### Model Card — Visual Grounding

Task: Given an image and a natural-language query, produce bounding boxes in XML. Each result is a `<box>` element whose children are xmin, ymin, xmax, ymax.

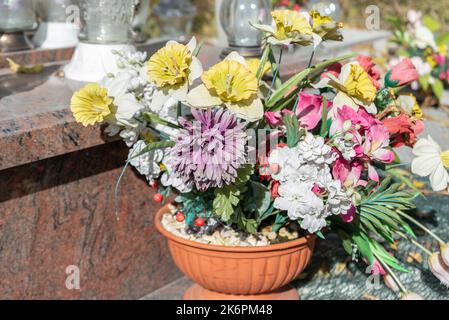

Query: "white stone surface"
<box><xmin>33</xmin><ymin>22</ymin><xmax>79</xmax><ymax>49</ymax></box>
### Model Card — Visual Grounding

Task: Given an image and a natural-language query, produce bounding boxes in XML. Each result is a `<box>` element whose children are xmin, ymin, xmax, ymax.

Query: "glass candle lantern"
<box><xmin>306</xmin><ymin>0</ymin><xmax>342</xmax><ymax>21</ymax></box>
<box><xmin>33</xmin><ymin>0</ymin><xmax>79</xmax><ymax>48</ymax></box>
<box><xmin>36</xmin><ymin>0</ymin><xmax>73</xmax><ymax>23</ymax></box>
<box><xmin>0</xmin><ymin>0</ymin><xmax>36</xmax><ymax>52</ymax></box>
<box><xmin>153</xmin><ymin>0</ymin><xmax>197</xmax><ymax>41</ymax></box>
<box><xmin>219</xmin><ymin>0</ymin><xmax>271</xmax><ymax>58</ymax></box>
<box><xmin>77</xmin><ymin>0</ymin><xmax>139</xmax><ymax>44</ymax></box>
<box><xmin>0</xmin><ymin>0</ymin><xmax>36</xmax><ymax>32</ymax></box>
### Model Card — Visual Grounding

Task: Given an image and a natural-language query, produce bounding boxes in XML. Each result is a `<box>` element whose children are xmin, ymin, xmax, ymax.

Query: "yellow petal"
<box><xmin>202</xmin><ymin>60</ymin><xmax>258</xmax><ymax>103</ymax></box>
<box><xmin>70</xmin><ymin>83</ymin><xmax>113</xmax><ymax>127</ymax></box>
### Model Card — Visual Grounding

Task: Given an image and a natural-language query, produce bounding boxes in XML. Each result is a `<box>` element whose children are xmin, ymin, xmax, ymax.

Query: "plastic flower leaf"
<box><xmin>411</xmin><ymin>135</ymin><xmax>449</xmax><ymax>192</ymax></box>
<box><xmin>187</xmin><ymin>52</ymin><xmax>263</xmax><ymax>121</ymax></box>
<box><xmin>310</xmin><ymin>10</ymin><xmax>343</xmax><ymax>42</ymax></box>
<box><xmin>71</xmin><ymin>83</ymin><xmax>113</xmax><ymax>127</ymax></box>
<box><xmin>327</xmin><ymin>62</ymin><xmax>377</xmax><ymax>117</ymax></box>
<box><xmin>251</xmin><ymin>10</ymin><xmax>313</xmax><ymax>46</ymax></box>
<box><xmin>146</xmin><ymin>37</ymin><xmax>203</xmax><ymax>108</ymax></box>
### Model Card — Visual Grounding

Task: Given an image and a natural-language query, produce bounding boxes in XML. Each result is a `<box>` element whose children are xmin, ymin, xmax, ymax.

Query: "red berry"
<box><xmin>175</xmin><ymin>212</ymin><xmax>185</xmax><ymax>222</ymax></box>
<box><xmin>150</xmin><ymin>181</ymin><xmax>158</xmax><ymax>189</ymax></box>
<box><xmin>195</xmin><ymin>217</ymin><xmax>205</xmax><ymax>227</ymax></box>
<box><xmin>152</xmin><ymin>193</ymin><xmax>163</xmax><ymax>203</ymax></box>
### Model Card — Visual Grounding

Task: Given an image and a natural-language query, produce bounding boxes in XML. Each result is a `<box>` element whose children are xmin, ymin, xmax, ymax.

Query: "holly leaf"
<box><xmin>213</xmin><ymin>185</ymin><xmax>240</xmax><ymax>222</ymax></box>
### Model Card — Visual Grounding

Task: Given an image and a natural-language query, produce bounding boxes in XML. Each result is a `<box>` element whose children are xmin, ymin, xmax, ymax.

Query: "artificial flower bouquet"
<box><xmin>387</xmin><ymin>10</ymin><xmax>449</xmax><ymax>108</ymax></box>
<box><xmin>70</xmin><ymin>9</ymin><xmax>449</xmax><ymax>299</ymax></box>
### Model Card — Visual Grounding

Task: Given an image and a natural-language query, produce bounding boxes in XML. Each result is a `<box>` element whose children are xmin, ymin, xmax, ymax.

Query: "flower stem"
<box><xmin>397</xmin><ymin>210</ymin><xmax>446</xmax><ymax>246</ymax></box>
<box><xmin>397</xmin><ymin>231</ymin><xmax>433</xmax><ymax>256</ymax></box>
<box><xmin>373</xmin><ymin>252</ymin><xmax>408</xmax><ymax>295</ymax></box>
<box><xmin>307</xmin><ymin>49</ymin><xmax>316</xmax><ymax>68</ymax></box>
<box><xmin>269</xmin><ymin>47</ymin><xmax>284</xmax><ymax>96</ymax></box>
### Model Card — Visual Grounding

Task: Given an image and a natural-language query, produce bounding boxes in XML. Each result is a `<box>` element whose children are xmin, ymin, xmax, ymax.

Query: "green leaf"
<box><xmin>213</xmin><ymin>185</ymin><xmax>240</xmax><ymax>222</ymax></box>
<box><xmin>283</xmin><ymin>113</ymin><xmax>301</xmax><ymax>147</ymax></box>
<box><xmin>192</xmin><ymin>41</ymin><xmax>204</xmax><ymax>57</ymax></box>
<box><xmin>352</xmin><ymin>232</ymin><xmax>374</xmax><ymax>265</ymax></box>
<box><xmin>423</xmin><ymin>15</ymin><xmax>441</xmax><ymax>32</ymax></box>
<box><xmin>319</xmin><ymin>96</ymin><xmax>329</xmax><ymax>137</ymax></box>
<box><xmin>266</xmin><ymin>53</ymin><xmax>355</xmax><ymax>108</ymax></box>
<box><xmin>337</xmin><ymin>229</ymin><xmax>353</xmax><ymax>256</ymax></box>
<box><xmin>142</xmin><ymin>112</ymin><xmax>180</xmax><ymax>129</ymax></box>
<box><xmin>235</xmin><ymin>165</ymin><xmax>254</xmax><ymax>185</ymax></box>
<box><xmin>436</xmin><ymin>32</ymin><xmax>449</xmax><ymax>46</ymax></box>
<box><xmin>256</xmin><ymin>45</ymin><xmax>271</xmax><ymax>81</ymax></box>
<box><xmin>419</xmin><ymin>75</ymin><xmax>429</xmax><ymax>91</ymax></box>
<box><xmin>248</xmin><ymin>181</ymin><xmax>272</xmax><ymax>217</ymax></box>
<box><xmin>432</xmin><ymin>79</ymin><xmax>444</xmax><ymax>99</ymax></box>
<box><xmin>127</xmin><ymin>140</ymin><xmax>175</xmax><ymax>161</ymax></box>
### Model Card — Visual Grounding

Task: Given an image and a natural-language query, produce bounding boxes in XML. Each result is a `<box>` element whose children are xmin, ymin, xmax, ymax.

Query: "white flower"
<box><xmin>269</xmin><ymin>133</ymin><xmax>352</xmax><ymax>233</ymax></box>
<box><xmin>274</xmin><ymin>181</ymin><xmax>327</xmax><ymax>233</ymax></box>
<box><xmin>128</xmin><ymin>140</ymin><xmax>164</xmax><ymax>182</ymax></box>
<box><xmin>268</xmin><ymin>147</ymin><xmax>301</xmax><ymax>182</ymax></box>
<box><xmin>410</xmin><ymin>56</ymin><xmax>431</xmax><ymax>76</ymax></box>
<box><xmin>412</xmin><ymin>136</ymin><xmax>449</xmax><ymax>192</ymax></box>
<box><xmin>296</xmin><ymin>133</ymin><xmax>336</xmax><ymax>164</ymax></box>
<box><xmin>101</xmin><ymin>71</ymin><xmax>143</xmax><ymax>127</ymax></box>
<box><xmin>413</xmin><ymin>26</ymin><xmax>437</xmax><ymax>50</ymax></box>
<box><xmin>160</xmin><ymin>153</ymin><xmax>193</xmax><ymax>193</ymax></box>
<box><xmin>333</xmin><ymin>135</ymin><xmax>356</xmax><ymax>161</ymax></box>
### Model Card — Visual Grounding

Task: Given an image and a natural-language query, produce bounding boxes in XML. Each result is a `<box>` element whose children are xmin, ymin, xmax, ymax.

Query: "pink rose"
<box><xmin>386</xmin><ymin>58</ymin><xmax>419</xmax><ymax>87</ymax></box>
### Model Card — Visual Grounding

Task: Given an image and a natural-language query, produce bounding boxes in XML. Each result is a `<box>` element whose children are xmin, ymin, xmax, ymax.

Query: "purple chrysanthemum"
<box><xmin>168</xmin><ymin>108</ymin><xmax>248</xmax><ymax>191</ymax></box>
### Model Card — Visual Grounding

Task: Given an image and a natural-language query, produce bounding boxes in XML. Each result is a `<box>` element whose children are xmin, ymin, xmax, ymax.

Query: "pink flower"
<box><xmin>435</xmin><ymin>54</ymin><xmax>445</xmax><ymax>65</ymax></box>
<box><xmin>264</xmin><ymin>111</ymin><xmax>283</xmax><ymax>127</ymax></box>
<box><xmin>264</xmin><ymin>93</ymin><xmax>330</xmax><ymax>130</ymax></box>
<box><xmin>363</xmin><ymin>124</ymin><xmax>395</xmax><ymax>163</ymax></box>
<box><xmin>320</xmin><ymin>62</ymin><xmax>342</xmax><ymax>79</ymax></box>
<box><xmin>332</xmin><ymin>157</ymin><xmax>366</xmax><ymax>188</ymax></box>
<box><xmin>340</xmin><ymin>205</ymin><xmax>356</xmax><ymax>223</ymax></box>
<box><xmin>295</xmin><ymin>92</ymin><xmax>328</xmax><ymax>130</ymax></box>
<box><xmin>356</xmin><ymin>55</ymin><xmax>381</xmax><ymax>89</ymax></box>
<box><xmin>330</xmin><ymin>105</ymin><xmax>379</xmax><ymax>136</ymax></box>
<box><xmin>382</xmin><ymin>114</ymin><xmax>424</xmax><ymax>148</ymax></box>
<box><xmin>371</xmin><ymin>259</ymin><xmax>386</xmax><ymax>276</ymax></box>
<box><xmin>386</xmin><ymin>58</ymin><xmax>419</xmax><ymax>87</ymax></box>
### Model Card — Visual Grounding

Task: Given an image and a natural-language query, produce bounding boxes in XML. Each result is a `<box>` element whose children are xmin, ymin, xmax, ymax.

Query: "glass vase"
<box><xmin>219</xmin><ymin>0</ymin><xmax>271</xmax><ymax>57</ymax></box>
<box><xmin>76</xmin><ymin>0</ymin><xmax>138</xmax><ymax>44</ymax></box>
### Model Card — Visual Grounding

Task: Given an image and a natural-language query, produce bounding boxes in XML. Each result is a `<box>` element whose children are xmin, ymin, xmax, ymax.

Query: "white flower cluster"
<box><xmin>128</xmin><ymin>141</ymin><xmax>192</xmax><ymax>192</ymax></box>
<box><xmin>269</xmin><ymin>133</ymin><xmax>352</xmax><ymax>233</ymax></box>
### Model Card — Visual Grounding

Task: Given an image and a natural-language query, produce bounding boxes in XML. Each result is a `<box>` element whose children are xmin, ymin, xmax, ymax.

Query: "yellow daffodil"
<box><xmin>309</xmin><ymin>10</ymin><xmax>343</xmax><ymax>42</ymax></box>
<box><xmin>71</xmin><ymin>72</ymin><xmax>143</xmax><ymax>127</ymax></box>
<box><xmin>316</xmin><ymin>62</ymin><xmax>377</xmax><ymax>118</ymax></box>
<box><xmin>146</xmin><ymin>37</ymin><xmax>203</xmax><ymax>109</ymax></box>
<box><xmin>396</xmin><ymin>94</ymin><xmax>423</xmax><ymax>120</ymax></box>
<box><xmin>251</xmin><ymin>10</ymin><xmax>313</xmax><ymax>46</ymax></box>
<box><xmin>71</xmin><ymin>83</ymin><xmax>113</xmax><ymax>126</ymax></box>
<box><xmin>246</xmin><ymin>58</ymin><xmax>271</xmax><ymax>76</ymax></box>
<box><xmin>187</xmin><ymin>52</ymin><xmax>264</xmax><ymax>121</ymax></box>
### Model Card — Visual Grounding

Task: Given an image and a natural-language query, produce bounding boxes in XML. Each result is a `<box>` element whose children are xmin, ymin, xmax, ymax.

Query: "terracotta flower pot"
<box><xmin>155</xmin><ymin>205</ymin><xmax>316</xmax><ymax>300</ymax></box>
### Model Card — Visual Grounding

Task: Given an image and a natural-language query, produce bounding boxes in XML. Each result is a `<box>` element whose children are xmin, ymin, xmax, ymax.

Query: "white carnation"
<box><xmin>128</xmin><ymin>140</ymin><xmax>164</xmax><ymax>182</ymax></box>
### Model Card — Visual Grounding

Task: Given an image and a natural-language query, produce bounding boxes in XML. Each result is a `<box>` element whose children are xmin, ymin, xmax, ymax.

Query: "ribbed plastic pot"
<box><xmin>155</xmin><ymin>205</ymin><xmax>316</xmax><ymax>300</ymax></box>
